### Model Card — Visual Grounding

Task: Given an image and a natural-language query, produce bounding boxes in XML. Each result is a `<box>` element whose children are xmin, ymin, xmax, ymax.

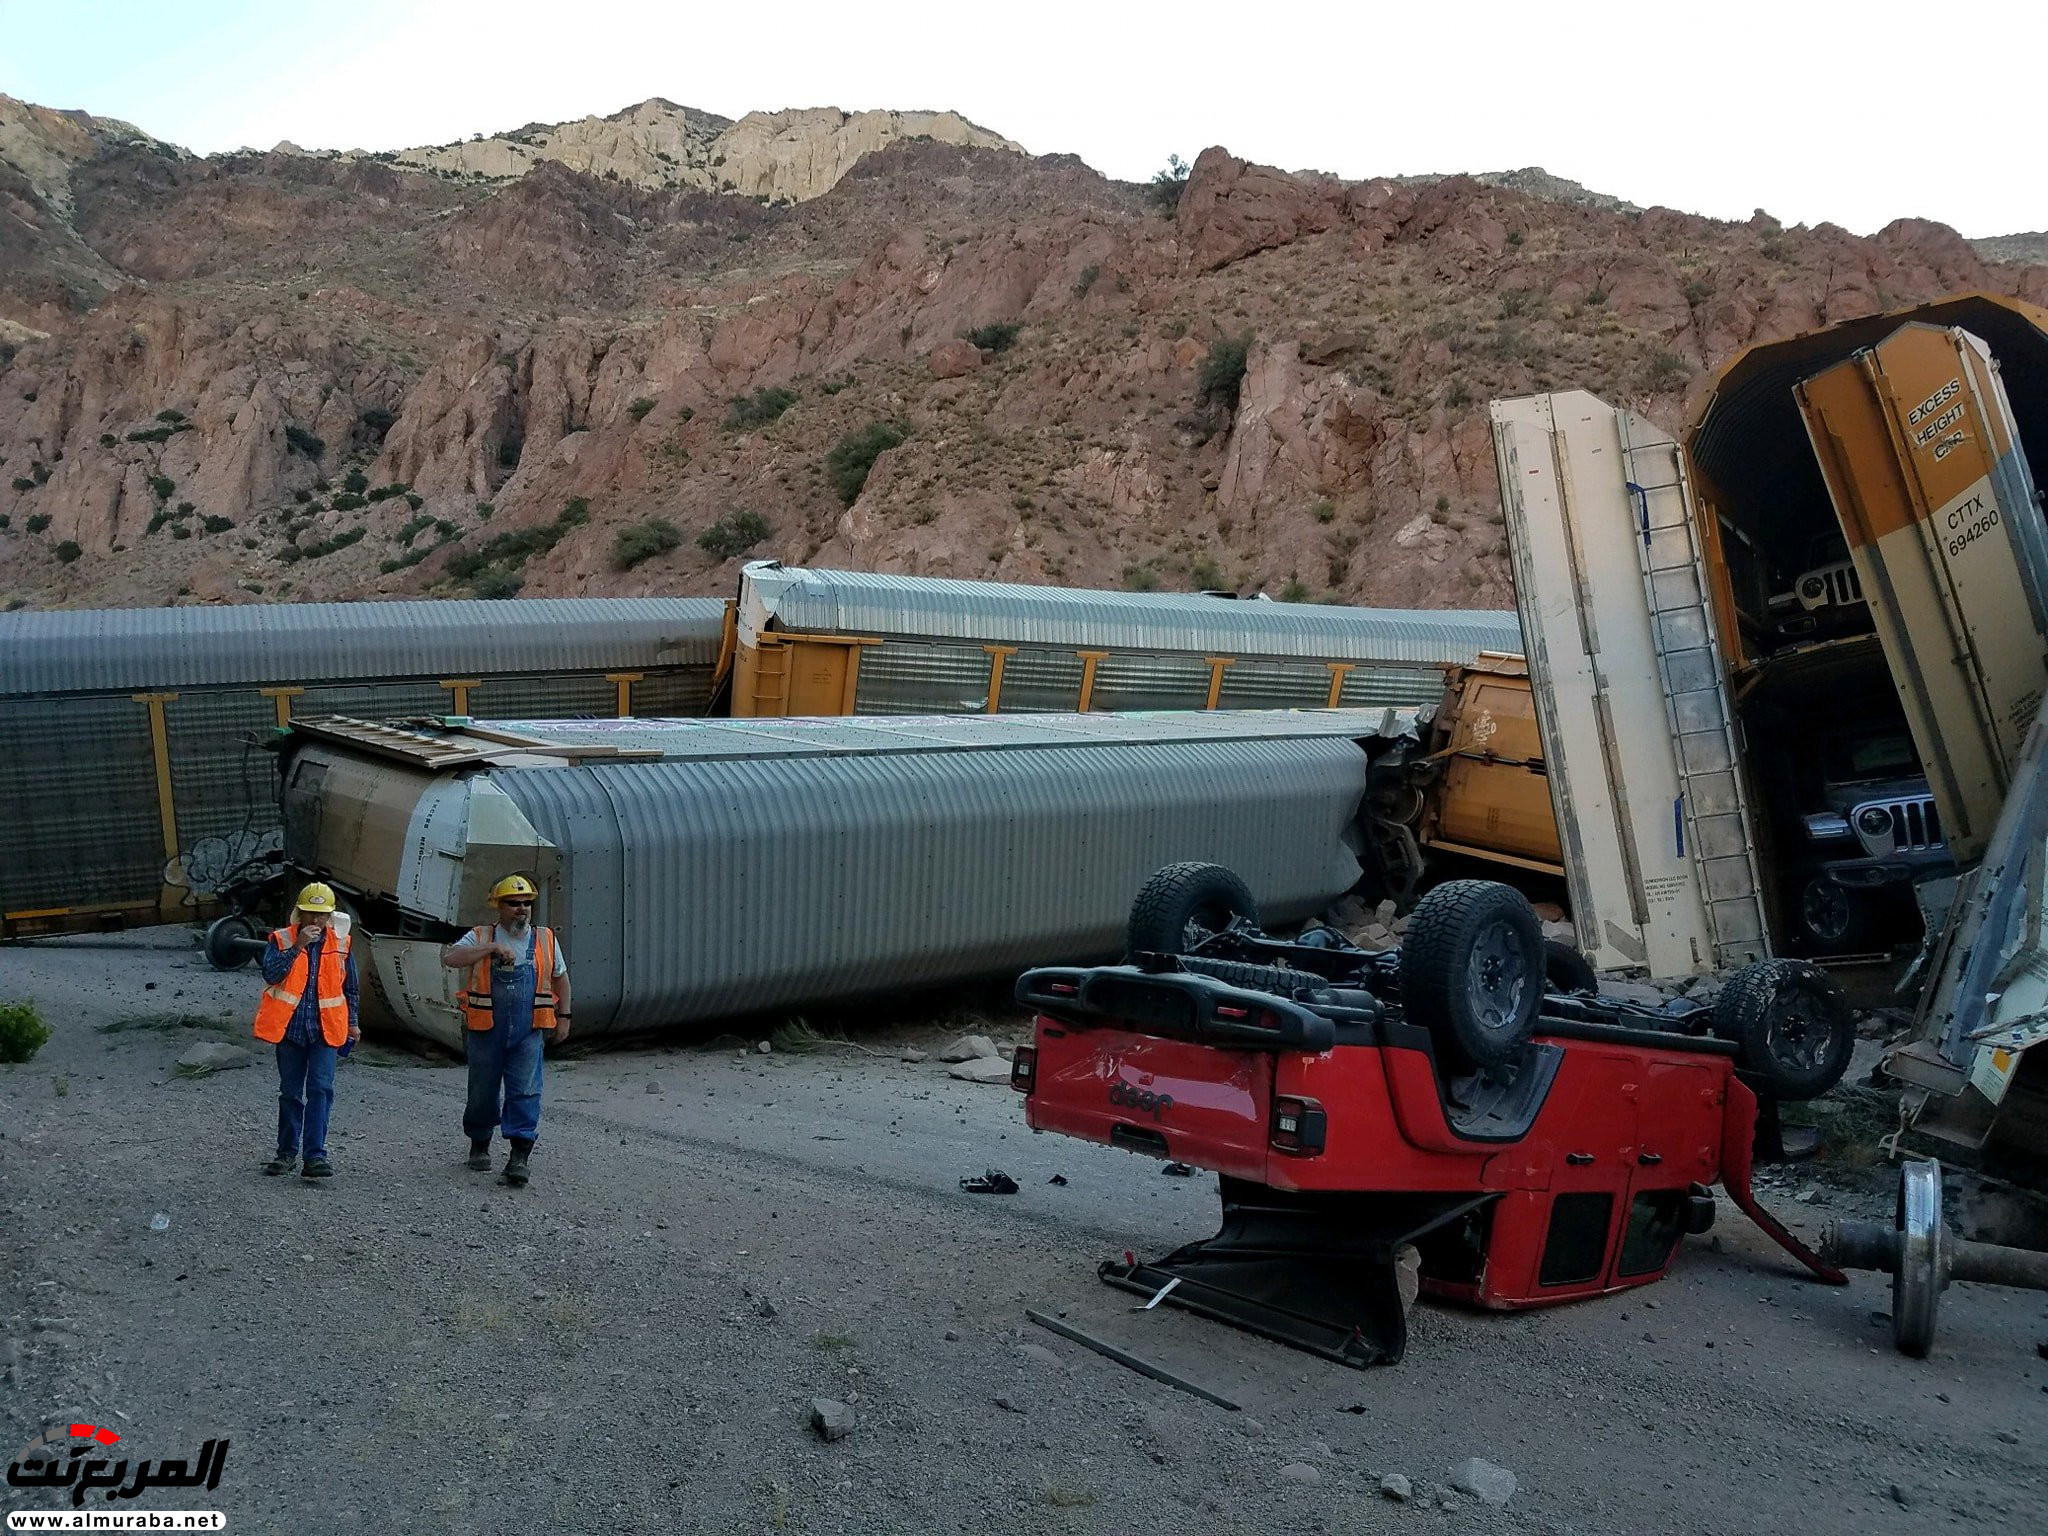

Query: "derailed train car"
<box><xmin>272</xmin><ymin>709</ymin><xmax>1414</xmax><ymax>1048</ymax></box>
<box><xmin>731</xmin><ymin>561</ymin><xmax>1521</xmax><ymax>717</ymax></box>
<box><xmin>0</xmin><ymin>599</ymin><xmax>726</xmax><ymax>937</ymax></box>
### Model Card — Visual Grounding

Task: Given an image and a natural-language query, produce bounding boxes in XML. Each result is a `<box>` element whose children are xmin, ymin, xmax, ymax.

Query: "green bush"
<box><xmin>300</xmin><ymin>527</ymin><xmax>366</xmax><ymax>559</ymax></box>
<box><xmin>560</xmin><ymin>497</ymin><xmax>591</xmax><ymax>526</ymax></box>
<box><xmin>202</xmin><ymin>515</ymin><xmax>234</xmax><ymax>533</ymax></box>
<box><xmin>293</xmin><ymin>488</ymin><xmax>313</xmax><ymax>504</ymax></box>
<box><xmin>343</xmin><ymin>468</ymin><xmax>369</xmax><ymax>494</ymax></box>
<box><xmin>1147</xmin><ymin>153</ymin><xmax>1191</xmax><ymax>213</ymax></box>
<box><xmin>364</xmin><ymin>483</ymin><xmax>410</xmax><ymax>503</ymax></box>
<box><xmin>472</xmin><ymin>570</ymin><xmax>523</xmax><ymax>600</ymax></box>
<box><xmin>54</xmin><ymin>541</ymin><xmax>81</xmax><ymax>563</ymax></box>
<box><xmin>156</xmin><ymin>408</ymin><xmax>186</xmax><ymax>424</ymax></box>
<box><xmin>677</xmin><ymin>407</ymin><xmax>694</xmax><ymax>423</ymax></box>
<box><xmin>1073</xmin><ymin>264</ymin><xmax>1101</xmax><ymax>297</ymax></box>
<box><xmin>148</xmin><ymin>475</ymin><xmax>175</xmax><ymax>501</ymax></box>
<box><xmin>25</xmin><ymin>513</ymin><xmax>51</xmax><ymax>533</ymax></box>
<box><xmin>396</xmin><ymin>513</ymin><xmax>435</xmax><ymax>545</ymax></box>
<box><xmin>697</xmin><ymin>510</ymin><xmax>770</xmax><ymax>562</ymax></box>
<box><xmin>1197</xmin><ymin>332</ymin><xmax>1253</xmax><ymax>413</ymax></box>
<box><xmin>825</xmin><ymin>421</ymin><xmax>906</xmax><ymax>505</ymax></box>
<box><xmin>379</xmin><ymin>546</ymin><xmax>430</xmax><ymax>574</ymax></box>
<box><xmin>99</xmin><ymin>433</ymin><xmax>117</xmax><ymax>447</ymax></box>
<box><xmin>170</xmin><ymin>525</ymin><xmax>190</xmax><ymax>540</ymax></box>
<box><xmin>127</xmin><ymin>425</ymin><xmax>174</xmax><ymax>443</ymax></box>
<box><xmin>627</xmin><ymin>396</ymin><xmax>656</xmax><ymax>421</ymax></box>
<box><xmin>284</xmin><ymin>425</ymin><xmax>324</xmax><ymax>458</ymax></box>
<box><xmin>1645</xmin><ymin>350</ymin><xmax>1690</xmax><ymax>390</ymax></box>
<box><xmin>965</xmin><ymin>321</ymin><xmax>1020</xmax><ymax>353</ymax></box>
<box><xmin>614</xmin><ymin>519</ymin><xmax>683</xmax><ymax>570</ymax></box>
<box><xmin>1312</xmin><ymin>501</ymin><xmax>1336</xmax><ymax>524</ymax></box>
<box><xmin>1281</xmin><ymin>578</ymin><xmax>1310</xmax><ymax>602</ymax></box>
<box><xmin>0</xmin><ymin>1000</ymin><xmax>51</xmax><ymax>1063</ymax></box>
<box><xmin>404</xmin><ymin>492</ymin><xmax>423</xmax><ymax>511</ymax></box>
<box><xmin>444</xmin><ymin>502</ymin><xmax>587</xmax><ymax>594</ymax></box>
<box><xmin>727</xmin><ymin>386</ymin><xmax>799</xmax><ymax>429</ymax></box>
<box><xmin>11</xmin><ymin>477</ymin><xmax>34</xmax><ymax>494</ymax></box>
<box><xmin>1123</xmin><ymin>562</ymin><xmax>1160</xmax><ymax>592</ymax></box>
<box><xmin>330</xmin><ymin>492</ymin><xmax>366</xmax><ymax>511</ymax></box>
<box><xmin>359</xmin><ymin>406</ymin><xmax>396</xmax><ymax>436</ymax></box>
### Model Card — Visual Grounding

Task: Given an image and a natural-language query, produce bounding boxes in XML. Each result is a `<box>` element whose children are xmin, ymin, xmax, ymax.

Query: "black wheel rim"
<box><xmin>1465</xmin><ymin>917</ymin><xmax>1529</xmax><ymax>1033</ymax></box>
<box><xmin>1765</xmin><ymin>986</ymin><xmax>1836</xmax><ymax>1075</ymax></box>
<box><xmin>1802</xmin><ymin>881</ymin><xmax>1850</xmax><ymax>943</ymax></box>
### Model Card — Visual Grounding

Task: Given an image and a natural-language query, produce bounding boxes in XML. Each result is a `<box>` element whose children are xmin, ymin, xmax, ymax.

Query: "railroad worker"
<box><xmin>439</xmin><ymin>874</ymin><xmax>570</xmax><ymax>1188</ymax></box>
<box><xmin>252</xmin><ymin>881</ymin><xmax>360</xmax><ymax>1180</ymax></box>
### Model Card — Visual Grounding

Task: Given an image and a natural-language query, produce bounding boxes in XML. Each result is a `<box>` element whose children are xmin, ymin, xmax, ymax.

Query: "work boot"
<box><xmin>502</xmin><ymin>1141</ymin><xmax>532</xmax><ymax>1188</ymax></box>
<box><xmin>263</xmin><ymin>1154</ymin><xmax>295</xmax><ymax>1176</ymax></box>
<box><xmin>301</xmin><ymin>1156</ymin><xmax>333</xmax><ymax>1180</ymax></box>
<box><xmin>466</xmin><ymin>1140</ymin><xmax>492</xmax><ymax>1172</ymax></box>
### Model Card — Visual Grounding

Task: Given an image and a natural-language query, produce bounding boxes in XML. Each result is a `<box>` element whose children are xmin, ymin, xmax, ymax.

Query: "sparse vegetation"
<box><xmin>825</xmin><ymin>422</ymin><xmax>906</xmax><ymax>505</ymax></box>
<box><xmin>964</xmin><ymin>321</ymin><xmax>1020</xmax><ymax>353</ymax></box>
<box><xmin>1147</xmin><ymin>153</ymin><xmax>1191</xmax><ymax>213</ymax></box>
<box><xmin>0</xmin><ymin>1000</ymin><xmax>52</xmax><ymax>1063</ymax></box>
<box><xmin>26</xmin><ymin>513</ymin><xmax>51</xmax><ymax>533</ymax></box>
<box><xmin>54</xmin><ymin>541</ymin><xmax>81</xmax><ymax>563</ymax></box>
<box><xmin>148</xmin><ymin>475</ymin><xmax>175</xmax><ymax>501</ymax></box>
<box><xmin>1073</xmin><ymin>263</ymin><xmax>1101</xmax><ymax>297</ymax></box>
<box><xmin>330</xmin><ymin>492</ymin><xmax>366</xmax><ymax>512</ymax></box>
<box><xmin>155</xmin><ymin>408</ymin><xmax>186</xmax><ymax>424</ymax></box>
<box><xmin>359</xmin><ymin>406</ymin><xmax>396</xmax><ymax>436</ymax></box>
<box><xmin>284</xmin><ymin>425</ymin><xmax>324</xmax><ymax>458</ymax></box>
<box><xmin>1123</xmin><ymin>562</ymin><xmax>1160</xmax><ymax>592</ymax></box>
<box><xmin>1646</xmin><ymin>349</ymin><xmax>1690</xmax><ymax>390</ymax></box>
<box><xmin>9</xmin><ymin>477</ymin><xmax>32</xmax><ymax>494</ymax></box>
<box><xmin>443</xmin><ymin>501</ymin><xmax>589</xmax><ymax>595</ymax></box>
<box><xmin>397</xmin><ymin>514</ymin><xmax>435</xmax><ymax>544</ymax></box>
<box><xmin>1197</xmin><ymin>332</ymin><xmax>1254</xmax><ymax>414</ymax></box>
<box><xmin>300</xmin><ymin>527</ymin><xmax>366</xmax><ymax>559</ymax></box>
<box><xmin>342</xmin><ymin>468</ymin><xmax>369</xmax><ymax>494</ymax></box>
<box><xmin>627</xmin><ymin>396</ymin><xmax>656</xmax><ymax>421</ymax></box>
<box><xmin>614</xmin><ymin>519</ymin><xmax>683</xmax><ymax>570</ymax></box>
<box><xmin>1312</xmin><ymin>500</ymin><xmax>1336</xmax><ymax>524</ymax></box>
<box><xmin>698</xmin><ymin>509</ymin><xmax>771</xmax><ymax>562</ymax></box>
<box><xmin>726</xmin><ymin>386</ymin><xmax>799</xmax><ymax>429</ymax></box>
<box><xmin>202</xmin><ymin>515</ymin><xmax>234</xmax><ymax>533</ymax></box>
<box><xmin>1281</xmin><ymin>577</ymin><xmax>1310</xmax><ymax>602</ymax></box>
<box><xmin>364</xmin><ymin>483</ymin><xmax>411</xmax><ymax>503</ymax></box>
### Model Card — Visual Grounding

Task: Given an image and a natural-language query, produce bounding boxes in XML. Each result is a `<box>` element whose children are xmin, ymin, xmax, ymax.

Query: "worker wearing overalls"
<box><xmin>438</xmin><ymin>874</ymin><xmax>571</xmax><ymax>1187</ymax></box>
<box><xmin>252</xmin><ymin>882</ymin><xmax>361</xmax><ymax>1180</ymax></box>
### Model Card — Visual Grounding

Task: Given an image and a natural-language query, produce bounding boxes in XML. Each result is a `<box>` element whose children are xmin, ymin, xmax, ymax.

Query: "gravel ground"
<box><xmin>3</xmin><ymin>931</ymin><xmax>2046</xmax><ymax>1536</ymax></box>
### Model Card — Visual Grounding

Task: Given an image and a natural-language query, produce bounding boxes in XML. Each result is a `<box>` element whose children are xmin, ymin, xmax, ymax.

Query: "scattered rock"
<box><xmin>938</xmin><ymin>1034</ymin><xmax>999</xmax><ymax>1063</ymax></box>
<box><xmin>176</xmin><ymin>1041</ymin><xmax>254</xmax><ymax>1072</ymax></box>
<box><xmin>943</xmin><ymin>1329</ymin><xmax>960</xmax><ymax>1343</ymax></box>
<box><xmin>1374</xmin><ymin>899</ymin><xmax>1398</xmax><ymax>928</ymax></box>
<box><xmin>809</xmin><ymin>1398</ymin><xmax>856</xmax><ymax>1441</ymax></box>
<box><xmin>926</xmin><ymin>338</ymin><xmax>985</xmax><ymax>378</ymax></box>
<box><xmin>1450</xmin><ymin>1457</ymin><xmax>1517</xmax><ymax>1506</ymax></box>
<box><xmin>645</xmin><ymin>1080</ymin><xmax>661</xmax><ymax>1093</ymax></box>
<box><xmin>755</xmin><ymin>1040</ymin><xmax>773</xmax><ymax>1055</ymax></box>
<box><xmin>1888</xmin><ymin>1483</ymin><xmax>1911</xmax><ymax>1507</ymax></box>
<box><xmin>1379</xmin><ymin>1473</ymin><xmax>1413</xmax><ymax>1502</ymax></box>
<box><xmin>899</xmin><ymin>1048</ymin><xmax>929</xmax><ymax>1064</ymax></box>
<box><xmin>1277</xmin><ymin>1462</ymin><xmax>1322</xmax><ymax>1486</ymax></box>
<box><xmin>1017</xmin><ymin>1343</ymin><xmax>1062</xmax><ymax>1369</ymax></box>
<box><xmin>756</xmin><ymin>1298</ymin><xmax>777</xmax><ymax>1319</ymax></box>
<box><xmin>947</xmin><ymin>1056</ymin><xmax>1013</xmax><ymax>1084</ymax></box>
<box><xmin>995</xmin><ymin>1395</ymin><xmax>1026</xmax><ymax>1414</ymax></box>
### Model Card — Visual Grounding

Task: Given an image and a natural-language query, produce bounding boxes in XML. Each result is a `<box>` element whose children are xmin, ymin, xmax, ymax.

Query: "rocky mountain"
<box><xmin>1971</xmin><ymin>231</ymin><xmax>2048</xmax><ymax>267</ymax></box>
<box><xmin>292</xmin><ymin>99</ymin><xmax>1021</xmax><ymax>206</ymax></box>
<box><xmin>2</xmin><ymin>94</ymin><xmax>2044</xmax><ymax>615</ymax></box>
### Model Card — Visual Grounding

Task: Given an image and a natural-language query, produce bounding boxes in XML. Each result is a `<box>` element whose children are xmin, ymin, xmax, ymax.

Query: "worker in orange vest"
<box><xmin>253</xmin><ymin>882</ymin><xmax>360</xmax><ymax>1179</ymax></box>
<box><xmin>439</xmin><ymin>873</ymin><xmax>571</xmax><ymax>1188</ymax></box>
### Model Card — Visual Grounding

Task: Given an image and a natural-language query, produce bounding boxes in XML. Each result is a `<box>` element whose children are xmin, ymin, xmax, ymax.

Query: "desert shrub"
<box><xmin>444</xmin><ymin>502</ymin><xmax>586</xmax><ymax>594</ymax></box>
<box><xmin>10</xmin><ymin>477</ymin><xmax>33</xmax><ymax>493</ymax></box>
<box><xmin>1197</xmin><ymin>332</ymin><xmax>1253</xmax><ymax>413</ymax></box>
<box><xmin>697</xmin><ymin>510</ymin><xmax>770</xmax><ymax>562</ymax></box>
<box><xmin>627</xmin><ymin>396</ymin><xmax>656</xmax><ymax>421</ymax></box>
<box><xmin>677</xmin><ymin>407</ymin><xmax>694</xmax><ymax>422</ymax></box>
<box><xmin>99</xmin><ymin>433</ymin><xmax>117</xmax><ymax>447</ymax></box>
<box><xmin>1646</xmin><ymin>350</ymin><xmax>1690</xmax><ymax>390</ymax></box>
<box><xmin>128</xmin><ymin>425</ymin><xmax>173</xmax><ymax>443</ymax></box>
<box><xmin>1189</xmin><ymin>555</ymin><xmax>1224</xmax><ymax>589</ymax></box>
<box><xmin>330</xmin><ymin>492</ymin><xmax>366</xmax><ymax>512</ymax></box>
<box><xmin>1281</xmin><ymin>578</ymin><xmax>1310</xmax><ymax>602</ymax></box>
<box><xmin>727</xmin><ymin>386</ymin><xmax>799</xmax><ymax>429</ymax></box>
<box><xmin>498</xmin><ymin>432</ymin><xmax>524</xmax><ymax>468</ymax></box>
<box><xmin>1506</xmin><ymin>229</ymin><xmax>1524</xmax><ymax>247</ymax></box>
<box><xmin>30</xmin><ymin>462</ymin><xmax>49</xmax><ymax>485</ymax></box>
<box><xmin>1123</xmin><ymin>563</ymin><xmax>1160</xmax><ymax>592</ymax></box>
<box><xmin>0</xmin><ymin>1000</ymin><xmax>51</xmax><ymax>1063</ymax></box>
<box><xmin>26</xmin><ymin>513</ymin><xmax>51</xmax><ymax>533</ymax></box>
<box><xmin>54</xmin><ymin>541</ymin><xmax>81</xmax><ymax>563</ymax></box>
<box><xmin>1682</xmin><ymin>278</ymin><xmax>1714</xmax><ymax>306</ymax></box>
<box><xmin>155</xmin><ymin>408</ymin><xmax>186</xmax><ymax>424</ymax></box>
<box><xmin>560</xmin><ymin>497</ymin><xmax>591</xmax><ymax>526</ymax></box>
<box><xmin>614</xmin><ymin>519</ymin><xmax>683</xmax><ymax>570</ymax></box>
<box><xmin>284</xmin><ymin>425</ymin><xmax>324</xmax><ymax>458</ymax></box>
<box><xmin>365</xmin><ymin>483</ymin><xmax>410</xmax><ymax>503</ymax></box>
<box><xmin>397</xmin><ymin>514</ymin><xmax>435</xmax><ymax>544</ymax></box>
<box><xmin>1073</xmin><ymin>264</ymin><xmax>1100</xmax><ymax>297</ymax></box>
<box><xmin>965</xmin><ymin>321</ymin><xmax>1020</xmax><ymax>353</ymax></box>
<box><xmin>342</xmin><ymin>468</ymin><xmax>369</xmax><ymax>494</ymax></box>
<box><xmin>825</xmin><ymin>422</ymin><xmax>906</xmax><ymax>505</ymax></box>
<box><xmin>293</xmin><ymin>488</ymin><xmax>313</xmax><ymax>504</ymax></box>
<box><xmin>1585</xmin><ymin>287</ymin><xmax>1608</xmax><ymax>306</ymax></box>
<box><xmin>1444</xmin><ymin>381</ymin><xmax>1472</xmax><ymax>408</ymax></box>
<box><xmin>0</xmin><ymin>514</ymin><xmax>9</xmax><ymax>529</ymax></box>
<box><xmin>202</xmin><ymin>515</ymin><xmax>234</xmax><ymax>533</ymax></box>
<box><xmin>471</xmin><ymin>570</ymin><xmax>523</xmax><ymax>599</ymax></box>
<box><xmin>1147</xmin><ymin>154</ymin><xmax>1191</xmax><ymax>213</ymax></box>
<box><xmin>299</xmin><ymin>528</ymin><xmax>366</xmax><ymax>559</ymax></box>
<box><xmin>359</xmin><ymin>406</ymin><xmax>396</xmax><ymax>436</ymax></box>
<box><xmin>148</xmin><ymin>475</ymin><xmax>175</xmax><ymax>501</ymax></box>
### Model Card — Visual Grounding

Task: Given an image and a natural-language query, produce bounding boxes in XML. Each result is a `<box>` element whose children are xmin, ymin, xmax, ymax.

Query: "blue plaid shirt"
<box><xmin>260</xmin><ymin>932</ymin><xmax>360</xmax><ymax>1046</ymax></box>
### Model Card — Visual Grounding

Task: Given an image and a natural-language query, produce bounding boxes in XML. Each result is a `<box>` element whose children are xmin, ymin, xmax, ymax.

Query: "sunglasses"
<box><xmin>500</xmin><ymin>898</ymin><xmax>534</xmax><ymax>908</ymax></box>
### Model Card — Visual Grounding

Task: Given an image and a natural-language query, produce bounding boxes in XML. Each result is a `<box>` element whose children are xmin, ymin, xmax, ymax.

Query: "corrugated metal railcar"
<box><xmin>731</xmin><ymin>562</ymin><xmax>1522</xmax><ymax>718</ymax></box>
<box><xmin>0</xmin><ymin>599</ymin><xmax>727</xmax><ymax>937</ymax></box>
<box><xmin>276</xmin><ymin>709</ymin><xmax>1414</xmax><ymax>1048</ymax></box>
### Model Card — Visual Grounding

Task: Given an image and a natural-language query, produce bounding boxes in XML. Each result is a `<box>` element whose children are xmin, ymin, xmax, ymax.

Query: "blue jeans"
<box><xmin>275</xmin><ymin>1039</ymin><xmax>339</xmax><ymax>1159</ymax></box>
<box><xmin>464</xmin><ymin>1014</ymin><xmax>544</xmax><ymax>1145</ymax></box>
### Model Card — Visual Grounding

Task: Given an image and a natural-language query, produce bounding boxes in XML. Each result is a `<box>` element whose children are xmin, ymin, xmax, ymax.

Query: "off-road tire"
<box><xmin>1126</xmin><ymin>862</ymin><xmax>1259</xmax><ymax>957</ymax></box>
<box><xmin>1543</xmin><ymin>938</ymin><xmax>1599</xmax><ymax>996</ymax></box>
<box><xmin>1712</xmin><ymin>958</ymin><xmax>1854</xmax><ymax>1100</ymax></box>
<box><xmin>1401</xmin><ymin>880</ymin><xmax>1543</xmax><ymax>1069</ymax></box>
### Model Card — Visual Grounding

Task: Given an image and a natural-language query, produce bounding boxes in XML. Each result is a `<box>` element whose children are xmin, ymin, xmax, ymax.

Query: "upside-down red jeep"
<box><xmin>1013</xmin><ymin>863</ymin><xmax>1856</xmax><ymax>1366</ymax></box>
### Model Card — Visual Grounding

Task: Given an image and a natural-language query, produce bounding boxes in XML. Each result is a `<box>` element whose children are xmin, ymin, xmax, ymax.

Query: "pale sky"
<box><xmin>1</xmin><ymin>0</ymin><xmax>2039</xmax><ymax>238</ymax></box>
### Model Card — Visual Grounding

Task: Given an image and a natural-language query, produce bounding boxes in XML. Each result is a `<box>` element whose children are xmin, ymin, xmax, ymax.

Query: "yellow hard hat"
<box><xmin>295</xmin><ymin>882</ymin><xmax>338</xmax><ymax>914</ymax></box>
<box><xmin>490</xmin><ymin>874</ymin><xmax>538</xmax><ymax>901</ymax></box>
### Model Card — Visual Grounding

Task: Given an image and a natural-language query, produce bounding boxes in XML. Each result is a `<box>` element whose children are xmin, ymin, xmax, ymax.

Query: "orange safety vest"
<box><xmin>461</xmin><ymin>925</ymin><xmax>560</xmax><ymax>1032</ymax></box>
<box><xmin>251</xmin><ymin>926</ymin><xmax>353</xmax><ymax>1047</ymax></box>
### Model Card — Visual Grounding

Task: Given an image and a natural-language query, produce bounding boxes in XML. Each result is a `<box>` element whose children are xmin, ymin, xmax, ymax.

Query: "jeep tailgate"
<box><xmin>1024</xmin><ymin>1020</ymin><xmax>1274</xmax><ymax>1182</ymax></box>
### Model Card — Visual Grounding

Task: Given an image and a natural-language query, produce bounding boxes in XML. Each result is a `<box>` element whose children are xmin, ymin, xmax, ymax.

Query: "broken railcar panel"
<box><xmin>284</xmin><ymin>710</ymin><xmax>1406</xmax><ymax>1044</ymax></box>
<box><xmin>1796</xmin><ymin>323</ymin><xmax>2048</xmax><ymax>864</ymax></box>
<box><xmin>1491</xmin><ymin>392</ymin><xmax>1767</xmax><ymax>977</ymax></box>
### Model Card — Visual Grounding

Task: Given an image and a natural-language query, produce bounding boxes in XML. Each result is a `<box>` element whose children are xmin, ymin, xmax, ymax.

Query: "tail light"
<box><xmin>1010</xmin><ymin>1045</ymin><xmax>1037</xmax><ymax>1094</ymax></box>
<box><xmin>1271</xmin><ymin>1095</ymin><xmax>1327</xmax><ymax>1155</ymax></box>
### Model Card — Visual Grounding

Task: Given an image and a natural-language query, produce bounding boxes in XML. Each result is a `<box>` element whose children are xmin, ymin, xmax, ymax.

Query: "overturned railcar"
<box><xmin>0</xmin><ymin>599</ymin><xmax>727</xmax><ymax>937</ymax></box>
<box><xmin>275</xmin><ymin>710</ymin><xmax>1411</xmax><ymax>1048</ymax></box>
<box><xmin>732</xmin><ymin>562</ymin><xmax>1521</xmax><ymax>717</ymax></box>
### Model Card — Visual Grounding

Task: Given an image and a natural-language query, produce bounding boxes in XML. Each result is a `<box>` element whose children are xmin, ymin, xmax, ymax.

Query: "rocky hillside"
<box><xmin>2</xmin><ymin>94</ymin><xmax>2044</xmax><ymax>614</ymax></box>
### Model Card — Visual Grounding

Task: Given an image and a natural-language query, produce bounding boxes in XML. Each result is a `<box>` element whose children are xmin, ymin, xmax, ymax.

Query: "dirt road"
<box><xmin>3</xmin><ymin>933</ymin><xmax>2045</xmax><ymax>1535</ymax></box>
